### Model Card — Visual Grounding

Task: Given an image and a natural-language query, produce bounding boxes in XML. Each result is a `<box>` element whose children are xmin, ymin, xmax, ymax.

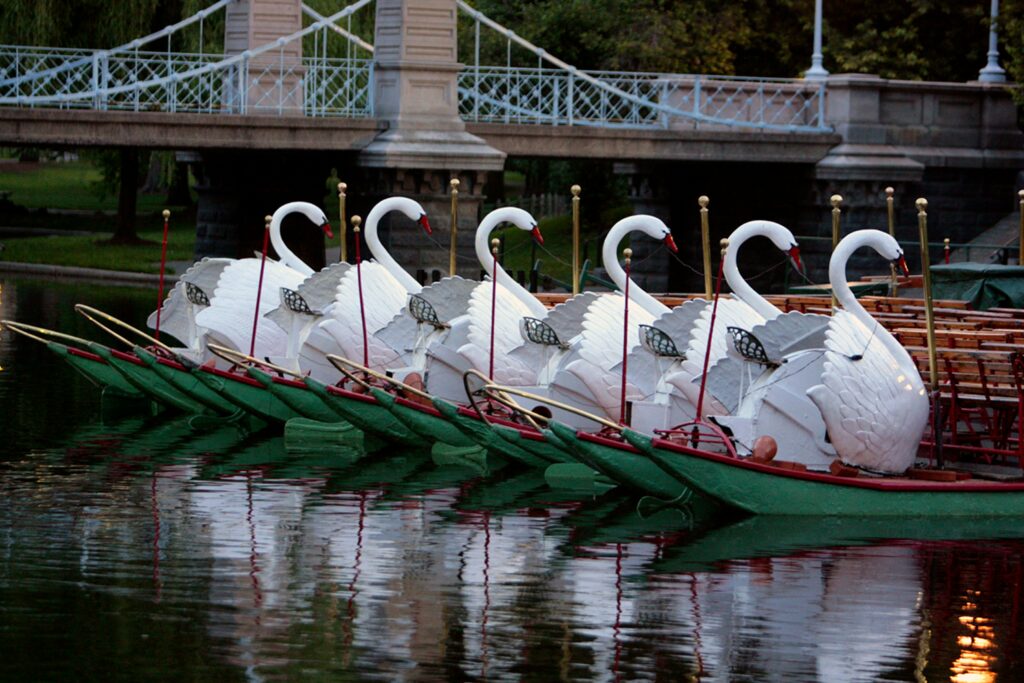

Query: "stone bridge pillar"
<box><xmin>359</xmin><ymin>0</ymin><xmax>505</xmax><ymax>278</ymax></box>
<box><xmin>224</xmin><ymin>0</ymin><xmax>304</xmax><ymax>114</ymax></box>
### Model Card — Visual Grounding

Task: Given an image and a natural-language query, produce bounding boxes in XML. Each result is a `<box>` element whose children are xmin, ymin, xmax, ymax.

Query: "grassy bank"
<box><xmin>1</xmin><ymin>228</ymin><xmax>195</xmax><ymax>274</ymax></box>
<box><xmin>0</xmin><ymin>160</ymin><xmax>170</xmax><ymax>213</ymax></box>
<box><xmin>0</xmin><ymin>157</ymin><xmax>194</xmax><ymax>272</ymax></box>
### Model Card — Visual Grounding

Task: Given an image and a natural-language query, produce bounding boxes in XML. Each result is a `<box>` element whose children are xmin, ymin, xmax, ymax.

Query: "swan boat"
<box><xmin>432</xmin><ymin>219</ymin><xmax>808</xmax><ymax>498</ymax></box>
<box><xmin>525</xmin><ymin>230</ymin><xmax>1024</xmax><ymax>516</ymax></box>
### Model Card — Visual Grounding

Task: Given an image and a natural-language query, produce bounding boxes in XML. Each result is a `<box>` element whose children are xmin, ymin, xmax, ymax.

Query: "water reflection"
<box><xmin>2</xmin><ymin>275</ymin><xmax>1024</xmax><ymax>681</ymax></box>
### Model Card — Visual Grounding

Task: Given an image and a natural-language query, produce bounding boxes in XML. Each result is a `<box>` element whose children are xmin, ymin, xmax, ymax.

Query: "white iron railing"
<box><xmin>0</xmin><ymin>0</ymin><xmax>829</xmax><ymax>132</ymax></box>
<box><xmin>455</xmin><ymin>0</ymin><xmax>828</xmax><ymax>132</ymax></box>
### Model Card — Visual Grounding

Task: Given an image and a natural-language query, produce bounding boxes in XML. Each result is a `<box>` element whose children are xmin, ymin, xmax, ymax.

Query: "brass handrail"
<box><xmin>479</xmin><ymin>381</ymin><xmax>623</xmax><ymax>432</ymax></box>
<box><xmin>205</xmin><ymin>342</ymin><xmax>305</xmax><ymax>379</ymax></box>
<box><xmin>0</xmin><ymin>319</ymin><xmax>94</xmax><ymax>347</ymax></box>
<box><xmin>325</xmin><ymin>354</ymin><xmax>433</xmax><ymax>400</ymax></box>
<box><xmin>74</xmin><ymin>304</ymin><xmax>174</xmax><ymax>354</ymax></box>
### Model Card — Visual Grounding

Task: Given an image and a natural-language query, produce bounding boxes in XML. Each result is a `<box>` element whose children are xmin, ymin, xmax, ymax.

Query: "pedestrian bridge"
<box><xmin>0</xmin><ymin>0</ymin><xmax>834</xmax><ymax>161</ymax></box>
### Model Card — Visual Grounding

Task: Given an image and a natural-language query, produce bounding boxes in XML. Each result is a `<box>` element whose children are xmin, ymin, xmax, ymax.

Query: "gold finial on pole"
<box><xmin>1018</xmin><ymin>189</ymin><xmax>1023</xmax><ymax>266</ymax></box>
<box><xmin>699</xmin><ymin>195</ymin><xmax>712</xmax><ymax>299</ymax></box>
<box><xmin>830</xmin><ymin>194</ymin><xmax>843</xmax><ymax>308</ymax></box>
<box><xmin>571</xmin><ymin>184</ymin><xmax>582</xmax><ymax>295</ymax></box>
<box><xmin>916</xmin><ymin>198</ymin><xmax>938</xmax><ymax>393</ymax></box>
<box><xmin>623</xmin><ymin>247</ymin><xmax>633</xmax><ymax>263</ymax></box>
<box><xmin>943</xmin><ymin>237</ymin><xmax>951</xmax><ymax>264</ymax></box>
<box><xmin>720</xmin><ymin>237</ymin><xmax>729</xmax><ymax>260</ymax></box>
<box><xmin>351</xmin><ymin>214</ymin><xmax>361</xmax><ymax>233</ymax></box>
<box><xmin>491</xmin><ymin>237</ymin><xmax>500</xmax><ymax>255</ymax></box>
<box><xmin>450</xmin><ymin>178</ymin><xmax>460</xmax><ymax>276</ymax></box>
<box><xmin>265</xmin><ymin>214</ymin><xmax>272</xmax><ymax>229</ymax></box>
<box><xmin>885</xmin><ymin>187</ymin><xmax>898</xmax><ymax>295</ymax></box>
<box><xmin>162</xmin><ymin>209</ymin><xmax>170</xmax><ymax>220</ymax></box>
<box><xmin>338</xmin><ymin>182</ymin><xmax>348</xmax><ymax>262</ymax></box>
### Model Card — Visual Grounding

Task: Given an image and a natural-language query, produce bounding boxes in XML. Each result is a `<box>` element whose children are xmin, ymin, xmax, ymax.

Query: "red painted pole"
<box><xmin>249</xmin><ymin>215</ymin><xmax>271</xmax><ymax>358</ymax></box>
<box><xmin>695</xmin><ymin>239</ymin><xmax>728</xmax><ymax>423</ymax></box>
<box><xmin>619</xmin><ymin>248</ymin><xmax>632</xmax><ymax>425</ymax></box>
<box><xmin>488</xmin><ymin>238</ymin><xmax>499</xmax><ymax>380</ymax></box>
<box><xmin>154</xmin><ymin>209</ymin><xmax>170</xmax><ymax>341</ymax></box>
<box><xmin>353</xmin><ymin>216</ymin><xmax>369</xmax><ymax>368</ymax></box>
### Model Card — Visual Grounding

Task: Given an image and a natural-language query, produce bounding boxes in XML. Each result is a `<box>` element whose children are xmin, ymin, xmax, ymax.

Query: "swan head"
<box><xmin>738</xmin><ymin>220</ymin><xmax>802</xmax><ymax>273</ymax></box>
<box><xmin>395</xmin><ymin>198</ymin><xmax>432</xmax><ymax>235</ymax></box>
<box><xmin>617</xmin><ymin>215</ymin><xmax>677</xmax><ymax>252</ymax></box>
<box><xmin>294</xmin><ymin>203</ymin><xmax>333</xmax><ymax>239</ymax></box>
<box><xmin>484</xmin><ymin>207</ymin><xmax>544</xmax><ymax>244</ymax></box>
<box><xmin>871</xmin><ymin>230</ymin><xmax>910</xmax><ymax>275</ymax></box>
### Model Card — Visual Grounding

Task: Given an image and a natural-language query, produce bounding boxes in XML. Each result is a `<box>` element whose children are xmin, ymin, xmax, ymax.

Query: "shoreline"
<box><xmin>0</xmin><ymin>260</ymin><xmax>176</xmax><ymax>287</ymax></box>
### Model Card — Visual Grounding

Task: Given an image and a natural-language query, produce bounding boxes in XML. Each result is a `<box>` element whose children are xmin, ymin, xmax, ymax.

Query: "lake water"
<box><xmin>1</xmin><ymin>275</ymin><xmax>1022</xmax><ymax>682</ymax></box>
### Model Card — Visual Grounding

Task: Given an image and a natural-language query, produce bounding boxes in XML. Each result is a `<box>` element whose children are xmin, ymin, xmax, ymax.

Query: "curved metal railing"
<box><xmin>0</xmin><ymin>0</ymin><xmax>829</xmax><ymax>132</ymax></box>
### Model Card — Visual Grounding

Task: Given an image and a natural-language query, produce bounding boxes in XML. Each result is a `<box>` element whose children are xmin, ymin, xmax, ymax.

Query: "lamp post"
<box><xmin>805</xmin><ymin>0</ymin><xmax>829</xmax><ymax>80</ymax></box>
<box><xmin>979</xmin><ymin>0</ymin><xmax>1007</xmax><ymax>83</ymax></box>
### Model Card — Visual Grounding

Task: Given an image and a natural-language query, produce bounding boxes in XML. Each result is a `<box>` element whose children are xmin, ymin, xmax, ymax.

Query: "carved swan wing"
<box><xmin>459</xmin><ymin>281</ymin><xmax>540</xmax><ymax>385</ymax></box>
<box><xmin>147</xmin><ymin>257</ymin><xmax>231</xmax><ymax>348</ymax></box>
<box><xmin>193</xmin><ymin>259</ymin><xmax>304</xmax><ymax>357</ymax></box>
<box><xmin>807</xmin><ymin>309</ymin><xmax>928</xmax><ymax>473</ymax></box>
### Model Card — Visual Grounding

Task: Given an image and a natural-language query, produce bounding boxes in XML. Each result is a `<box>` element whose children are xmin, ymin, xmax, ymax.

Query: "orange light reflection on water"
<box><xmin>950</xmin><ymin>604</ymin><xmax>998</xmax><ymax>683</ymax></box>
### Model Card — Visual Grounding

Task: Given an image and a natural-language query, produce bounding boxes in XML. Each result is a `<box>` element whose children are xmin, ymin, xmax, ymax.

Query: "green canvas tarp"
<box><xmin>931</xmin><ymin>263</ymin><xmax>1024</xmax><ymax>310</ymax></box>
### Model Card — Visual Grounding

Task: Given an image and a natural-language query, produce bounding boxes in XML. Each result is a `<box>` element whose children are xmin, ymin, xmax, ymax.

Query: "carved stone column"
<box><xmin>359</xmin><ymin>0</ymin><xmax>505</xmax><ymax>276</ymax></box>
<box><xmin>223</xmin><ymin>0</ymin><xmax>304</xmax><ymax>114</ymax></box>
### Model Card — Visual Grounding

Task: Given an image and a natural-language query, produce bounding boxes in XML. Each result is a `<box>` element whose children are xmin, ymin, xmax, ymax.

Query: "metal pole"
<box><xmin>886</xmin><ymin>186</ymin><xmax>898</xmax><ymax>296</ymax></box>
<box><xmin>619</xmin><ymin>248</ymin><xmax>632</xmax><ymax>425</ymax></box>
<box><xmin>917</xmin><ymin>197</ymin><xmax>943</xmax><ymax>468</ymax></box>
<box><xmin>571</xmin><ymin>184</ymin><xmax>581</xmax><ymax>294</ymax></box>
<box><xmin>338</xmin><ymin>182</ymin><xmax>348</xmax><ymax>262</ymax></box>
<box><xmin>830</xmin><ymin>193</ymin><xmax>842</xmax><ymax>309</ymax></box>
<box><xmin>1018</xmin><ymin>189</ymin><xmax>1024</xmax><ymax>266</ymax></box>
<box><xmin>805</xmin><ymin>0</ymin><xmax>829</xmax><ymax>80</ymax></box>
<box><xmin>699</xmin><ymin>195</ymin><xmax>712</xmax><ymax>299</ymax></box>
<box><xmin>450</xmin><ymin>178</ymin><xmax>460</xmax><ymax>276</ymax></box>
<box><xmin>917</xmin><ymin>198</ymin><xmax>938</xmax><ymax>392</ymax></box>
<box><xmin>979</xmin><ymin>0</ymin><xmax>1007</xmax><ymax>82</ymax></box>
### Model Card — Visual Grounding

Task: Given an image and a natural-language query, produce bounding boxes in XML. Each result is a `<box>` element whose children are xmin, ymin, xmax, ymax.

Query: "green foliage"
<box><xmin>1</xmin><ymin>226</ymin><xmax>196</xmax><ymax>273</ymax></box>
<box><xmin>0</xmin><ymin>160</ymin><xmax>172</xmax><ymax>213</ymax></box>
<box><xmin>460</xmin><ymin>0</ymin><xmax>999</xmax><ymax>81</ymax></box>
<box><xmin>824</xmin><ymin>3</ymin><xmax>989</xmax><ymax>81</ymax></box>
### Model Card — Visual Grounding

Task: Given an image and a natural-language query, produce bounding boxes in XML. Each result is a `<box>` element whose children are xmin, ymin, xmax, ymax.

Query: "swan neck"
<box><xmin>602</xmin><ymin>222</ymin><xmax>669</xmax><ymax>316</ymax></box>
<box><xmin>724</xmin><ymin>224</ymin><xmax>779</xmax><ymax>320</ymax></box>
<box><xmin>831</xmin><ymin>235</ymin><xmax>909</xmax><ymax>362</ymax></box>
<box><xmin>270</xmin><ymin>202</ymin><xmax>313</xmax><ymax>276</ymax></box>
<box><xmin>475</xmin><ymin>214</ymin><xmax>546</xmax><ymax>316</ymax></box>
<box><xmin>365</xmin><ymin>200</ymin><xmax>422</xmax><ymax>293</ymax></box>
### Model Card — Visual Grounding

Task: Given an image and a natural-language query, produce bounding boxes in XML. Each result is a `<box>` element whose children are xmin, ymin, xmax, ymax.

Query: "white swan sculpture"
<box><xmin>532</xmin><ymin>216</ymin><xmax>677</xmax><ymax>423</ymax></box>
<box><xmin>624</xmin><ymin>220</ymin><xmax>803</xmax><ymax>433</ymax></box>
<box><xmin>806</xmin><ymin>229</ymin><xmax>927</xmax><ymax>473</ymax></box>
<box><xmin>713</xmin><ymin>229</ymin><xmax>925</xmax><ymax>473</ymax></box>
<box><xmin>294</xmin><ymin>197</ymin><xmax>432</xmax><ymax>381</ymax></box>
<box><xmin>422</xmin><ymin>207</ymin><xmax>545</xmax><ymax>402</ymax></box>
<box><xmin>148</xmin><ymin>201</ymin><xmax>330</xmax><ymax>361</ymax></box>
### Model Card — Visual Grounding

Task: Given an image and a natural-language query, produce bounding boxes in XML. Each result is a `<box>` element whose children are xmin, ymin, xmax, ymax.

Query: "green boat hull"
<box><xmin>89</xmin><ymin>343</ymin><xmax>208</xmax><ymax>414</ymax></box>
<box><xmin>655</xmin><ymin>513</ymin><xmax>1024</xmax><ymax>573</ymax></box>
<box><xmin>49</xmin><ymin>342</ymin><xmax>143</xmax><ymax>398</ymax></box>
<box><xmin>369</xmin><ymin>388</ymin><xmax>479</xmax><ymax>449</ymax></box>
<box><xmin>247</xmin><ymin>367</ymin><xmax>346</xmax><ymax>424</ymax></box>
<box><xmin>430</xmin><ymin>398</ymin><xmax>550</xmax><ymax>469</ymax></box>
<box><xmin>135</xmin><ymin>348</ymin><xmax>240</xmax><ymax>416</ymax></box>
<box><xmin>491</xmin><ymin>422</ymin><xmax>576</xmax><ymax>464</ymax></box>
<box><xmin>284</xmin><ymin>417</ymin><xmax>364</xmax><ymax>451</ymax></box>
<box><xmin>547</xmin><ymin>421</ymin><xmax>689</xmax><ymax>501</ymax></box>
<box><xmin>626</xmin><ymin>429</ymin><xmax>1024</xmax><ymax>517</ymax></box>
<box><xmin>191</xmin><ymin>367</ymin><xmax>298</xmax><ymax>424</ymax></box>
<box><xmin>301</xmin><ymin>377</ymin><xmax>421</xmax><ymax>446</ymax></box>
